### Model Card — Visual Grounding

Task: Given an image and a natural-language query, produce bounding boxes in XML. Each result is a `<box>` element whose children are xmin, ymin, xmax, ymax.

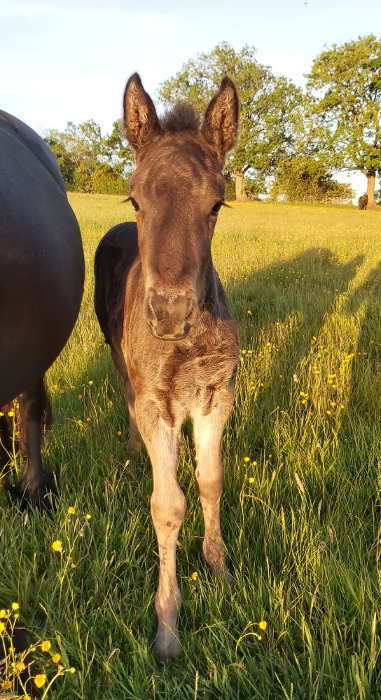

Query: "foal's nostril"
<box><xmin>144</xmin><ymin>289</ymin><xmax>198</xmax><ymax>338</ymax></box>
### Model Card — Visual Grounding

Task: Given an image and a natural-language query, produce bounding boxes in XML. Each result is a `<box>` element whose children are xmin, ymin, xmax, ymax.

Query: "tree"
<box><xmin>157</xmin><ymin>42</ymin><xmax>303</xmax><ymax>201</ymax></box>
<box><xmin>44</xmin><ymin>120</ymin><xmax>134</xmax><ymax>194</ymax></box>
<box><xmin>270</xmin><ymin>94</ymin><xmax>354</xmax><ymax>203</ymax></box>
<box><xmin>306</xmin><ymin>35</ymin><xmax>381</xmax><ymax>209</ymax></box>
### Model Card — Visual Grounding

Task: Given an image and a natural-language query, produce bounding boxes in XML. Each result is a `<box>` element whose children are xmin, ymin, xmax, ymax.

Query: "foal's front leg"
<box><xmin>136</xmin><ymin>399</ymin><xmax>186</xmax><ymax>663</ymax></box>
<box><xmin>192</xmin><ymin>384</ymin><xmax>234</xmax><ymax>577</ymax></box>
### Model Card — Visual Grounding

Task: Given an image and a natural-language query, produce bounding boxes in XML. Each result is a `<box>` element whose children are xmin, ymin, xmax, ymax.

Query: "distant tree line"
<box><xmin>46</xmin><ymin>35</ymin><xmax>381</xmax><ymax>206</ymax></box>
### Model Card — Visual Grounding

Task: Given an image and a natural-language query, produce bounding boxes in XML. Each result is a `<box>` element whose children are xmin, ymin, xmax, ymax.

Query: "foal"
<box><xmin>95</xmin><ymin>73</ymin><xmax>240</xmax><ymax>662</ymax></box>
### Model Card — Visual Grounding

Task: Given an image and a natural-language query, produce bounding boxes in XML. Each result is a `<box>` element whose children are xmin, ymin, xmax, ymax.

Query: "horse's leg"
<box><xmin>136</xmin><ymin>399</ymin><xmax>185</xmax><ymax>663</ymax></box>
<box><xmin>122</xmin><ymin>378</ymin><xmax>144</xmax><ymax>454</ymax></box>
<box><xmin>7</xmin><ymin>377</ymin><xmax>54</xmax><ymax>507</ymax></box>
<box><xmin>110</xmin><ymin>346</ymin><xmax>144</xmax><ymax>454</ymax></box>
<box><xmin>192</xmin><ymin>386</ymin><xmax>234</xmax><ymax>577</ymax></box>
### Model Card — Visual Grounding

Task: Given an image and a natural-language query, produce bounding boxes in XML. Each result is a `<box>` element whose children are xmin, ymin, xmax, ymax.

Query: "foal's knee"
<box><xmin>151</xmin><ymin>484</ymin><xmax>186</xmax><ymax>533</ymax></box>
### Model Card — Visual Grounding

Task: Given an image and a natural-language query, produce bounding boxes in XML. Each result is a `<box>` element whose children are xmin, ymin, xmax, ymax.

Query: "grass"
<box><xmin>1</xmin><ymin>195</ymin><xmax>381</xmax><ymax>699</ymax></box>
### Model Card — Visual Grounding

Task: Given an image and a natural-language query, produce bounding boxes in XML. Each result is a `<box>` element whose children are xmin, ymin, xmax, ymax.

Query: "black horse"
<box><xmin>0</xmin><ymin>111</ymin><xmax>84</xmax><ymax>504</ymax></box>
<box><xmin>358</xmin><ymin>194</ymin><xmax>368</xmax><ymax>210</ymax></box>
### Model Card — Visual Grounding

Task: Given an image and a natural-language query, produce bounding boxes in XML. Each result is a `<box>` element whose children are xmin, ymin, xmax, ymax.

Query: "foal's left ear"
<box><xmin>201</xmin><ymin>77</ymin><xmax>239</xmax><ymax>164</ymax></box>
<box><xmin>123</xmin><ymin>73</ymin><xmax>161</xmax><ymax>153</ymax></box>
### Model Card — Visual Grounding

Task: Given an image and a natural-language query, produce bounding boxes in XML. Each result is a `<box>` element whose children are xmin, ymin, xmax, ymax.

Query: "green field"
<box><xmin>1</xmin><ymin>195</ymin><xmax>381</xmax><ymax>699</ymax></box>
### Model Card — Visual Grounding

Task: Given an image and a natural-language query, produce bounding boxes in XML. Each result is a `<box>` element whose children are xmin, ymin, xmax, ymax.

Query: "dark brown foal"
<box><xmin>95</xmin><ymin>73</ymin><xmax>240</xmax><ymax>662</ymax></box>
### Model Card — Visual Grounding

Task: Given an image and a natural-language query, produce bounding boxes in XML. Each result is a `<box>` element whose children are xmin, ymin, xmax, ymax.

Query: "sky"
<box><xmin>1</xmin><ymin>0</ymin><xmax>380</xmax><ymax>199</ymax></box>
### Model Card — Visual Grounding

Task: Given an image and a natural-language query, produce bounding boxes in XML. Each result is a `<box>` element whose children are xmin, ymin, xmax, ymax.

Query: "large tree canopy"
<box><xmin>157</xmin><ymin>42</ymin><xmax>303</xmax><ymax>201</ymax></box>
<box><xmin>306</xmin><ymin>34</ymin><xmax>381</xmax><ymax>208</ymax></box>
<box><xmin>45</xmin><ymin>120</ymin><xmax>134</xmax><ymax>194</ymax></box>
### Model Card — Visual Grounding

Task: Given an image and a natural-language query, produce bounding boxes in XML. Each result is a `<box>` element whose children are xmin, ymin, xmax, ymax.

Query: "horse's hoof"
<box><xmin>153</xmin><ymin>630</ymin><xmax>181</xmax><ymax>665</ymax></box>
<box><xmin>4</xmin><ymin>472</ymin><xmax>57</xmax><ymax>510</ymax></box>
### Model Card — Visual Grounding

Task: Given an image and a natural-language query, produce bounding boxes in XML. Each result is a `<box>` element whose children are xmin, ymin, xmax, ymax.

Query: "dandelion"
<box><xmin>78</xmin><ymin>394</ymin><xmax>82</xmax><ymax>400</ymax></box>
<box><xmin>117</xmin><ymin>431</ymin><xmax>122</xmax><ymax>436</ymax></box>
<box><xmin>52</xmin><ymin>654</ymin><xmax>61</xmax><ymax>663</ymax></box>
<box><xmin>70</xmin><ymin>668</ymin><xmax>76</xmax><ymax>674</ymax></box>
<box><xmin>258</xmin><ymin>620</ymin><xmax>267</xmax><ymax>631</ymax></box>
<box><xmin>11</xmin><ymin>602</ymin><xmax>19</xmax><ymax>611</ymax></box>
<box><xmin>89</xmin><ymin>380</ymin><xmax>93</xmax><ymax>385</ymax></box>
<box><xmin>191</xmin><ymin>572</ymin><xmax>198</xmax><ymax>581</ymax></box>
<box><xmin>86</xmin><ymin>514</ymin><xmax>91</xmax><ymax>520</ymax></box>
<box><xmin>41</xmin><ymin>640</ymin><xmax>51</xmax><ymax>652</ymax></box>
<box><xmin>60</xmin><ymin>390</ymin><xmax>65</xmax><ymax>394</ymax></box>
<box><xmin>34</xmin><ymin>674</ymin><xmax>47</xmax><ymax>688</ymax></box>
<box><xmin>71</xmin><ymin>385</ymin><xmax>75</xmax><ymax>390</ymax></box>
<box><xmin>68</xmin><ymin>506</ymin><xmax>75</xmax><ymax>515</ymax></box>
<box><xmin>52</xmin><ymin>540</ymin><xmax>63</xmax><ymax>553</ymax></box>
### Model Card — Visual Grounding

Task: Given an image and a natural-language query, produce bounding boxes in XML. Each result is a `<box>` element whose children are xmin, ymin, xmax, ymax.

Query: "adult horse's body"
<box><xmin>95</xmin><ymin>74</ymin><xmax>239</xmax><ymax>662</ymax></box>
<box><xmin>358</xmin><ymin>194</ymin><xmax>368</xmax><ymax>210</ymax></box>
<box><xmin>0</xmin><ymin>110</ymin><xmax>84</xmax><ymax>502</ymax></box>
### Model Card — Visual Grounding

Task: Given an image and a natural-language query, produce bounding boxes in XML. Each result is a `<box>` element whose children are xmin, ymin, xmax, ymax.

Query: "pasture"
<box><xmin>1</xmin><ymin>195</ymin><xmax>381</xmax><ymax>699</ymax></box>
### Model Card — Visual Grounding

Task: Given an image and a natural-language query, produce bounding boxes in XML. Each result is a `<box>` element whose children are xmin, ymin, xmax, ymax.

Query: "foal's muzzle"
<box><xmin>144</xmin><ymin>289</ymin><xmax>198</xmax><ymax>340</ymax></box>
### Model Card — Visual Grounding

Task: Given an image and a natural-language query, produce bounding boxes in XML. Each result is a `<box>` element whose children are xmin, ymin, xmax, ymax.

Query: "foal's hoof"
<box><xmin>4</xmin><ymin>472</ymin><xmax>57</xmax><ymax>510</ymax></box>
<box><xmin>153</xmin><ymin>629</ymin><xmax>181</xmax><ymax>665</ymax></box>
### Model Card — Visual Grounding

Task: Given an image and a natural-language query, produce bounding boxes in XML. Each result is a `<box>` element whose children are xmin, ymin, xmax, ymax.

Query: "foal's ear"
<box><xmin>201</xmin><ymin>77</ymin><xmax>239</xmax><ymax>163</ymax></box>
<box><xmin>123</xmin><ymin>73</ymin><xmax>161</xmax><ymax>153</ymax></box>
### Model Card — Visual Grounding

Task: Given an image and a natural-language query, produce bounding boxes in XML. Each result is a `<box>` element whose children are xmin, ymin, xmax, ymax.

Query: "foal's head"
<box><xmin>123</xmin><ymin>73</ymin><xmax>239</xmax><ymax>340</ymax></box>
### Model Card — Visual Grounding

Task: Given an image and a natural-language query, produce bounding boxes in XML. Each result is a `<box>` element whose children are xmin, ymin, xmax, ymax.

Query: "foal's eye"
<box><xmin>211</xmin><ymin>202</ymin><xmax>222</xmax><ymax>216</ymax></box>
<box><xmin>130</xmin><ymin>198</ymin><xmax>139</xmax><ymax>212</ymax></box>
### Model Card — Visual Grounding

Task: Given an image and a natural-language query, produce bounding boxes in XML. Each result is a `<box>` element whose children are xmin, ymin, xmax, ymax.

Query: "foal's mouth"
<box><xmin>148</xmin><ymin>321</ymin><xmax>192</xmax><ymax>341</ymax></box>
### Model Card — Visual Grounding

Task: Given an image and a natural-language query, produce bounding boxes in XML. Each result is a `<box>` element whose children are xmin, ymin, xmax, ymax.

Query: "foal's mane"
<box><xmin>160</xmin><ymin>103</ymin><xmax>200</xmax><ymax>134</ymax></box>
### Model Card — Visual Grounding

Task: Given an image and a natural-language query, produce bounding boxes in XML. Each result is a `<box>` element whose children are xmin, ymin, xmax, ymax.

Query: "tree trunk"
<box><xmin>235</xmin><ymin>171</ymin><xmax>247</xmax><ymax>202</ymax></box>
<box><xmin>366</xmin><ymin>172</ymin><xmax>377</xmax><ymax>209</ymax></box>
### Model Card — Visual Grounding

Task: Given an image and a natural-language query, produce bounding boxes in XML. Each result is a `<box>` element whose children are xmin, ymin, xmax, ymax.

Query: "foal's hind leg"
<box><xmin>110</xmin><ymin>347</ymin><xmax>144</xmax><ymax>454</ymax></box>
<box><xmin>191</xmin><ymin>385</ymin><xmax>234</xmax><ymax>577</ymax></box>
<box><xmin>6</xmin><ymin>377</ymin><xmax>54</xmax><ymax>507</ymax></box>
<box><xmin>135</xmin><ymin>398</ymin><xmax>185</xmax><ymax>663</ymax></box>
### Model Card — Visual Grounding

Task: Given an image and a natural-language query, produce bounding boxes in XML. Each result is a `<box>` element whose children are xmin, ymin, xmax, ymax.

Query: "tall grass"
<box><xmin>1</xmin><ymin>195</ymin><xmax>381</xmax><ymax>699</ymax></box>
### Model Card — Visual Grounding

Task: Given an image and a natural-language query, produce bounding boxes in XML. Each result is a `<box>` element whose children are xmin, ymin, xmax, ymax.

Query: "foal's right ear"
<box><xmin>123</xmin><ymin>73</ymin><xmax>161</xmax><ymax>153</ymax></box>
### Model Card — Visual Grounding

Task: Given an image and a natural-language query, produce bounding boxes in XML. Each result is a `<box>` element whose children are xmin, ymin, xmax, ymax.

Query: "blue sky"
<box><xmin>1</xmin><ymin>0</ymin><xmax>380</xmax><ymax>197</ymax></box>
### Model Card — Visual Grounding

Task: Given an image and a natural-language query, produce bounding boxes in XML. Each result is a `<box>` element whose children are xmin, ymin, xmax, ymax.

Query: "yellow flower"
<box><xmin>2</xmin><ymin>680</ymin><xmax>12</xmax><ymax>690</ymax></box>
<box><xmin>11</xmin><ymin>602</ymin><xmax>19</xmax><ymax>610</ymax></box>
<box><xmin>34</xmin><ymin>674</ymin><xmax>47</xmax><ymax>688</ymax></box>
<box><xmin>71</xmin><ymin>563</ymin><xmax>76</xmax><ymax>569</ymax></box>
<box><xmin>117</xmin><ymin>431</ymin><xmax>122</xmax><ymax>436</ymax></box>
<box><xmin>52</xmin><ymin>540</ymin><xmax>63</xmax><ymax>553</ymax></box>
<box><xmin>52</xmin><ymin>653</ymin><xmax>61</xmax><ymax>663</ymax></box>
<box><xmin>53</xmin><ymin>384</ymin><xmax>58</xmax><ymax>389</ymax></box>
<box><xmin>87</xmin><ymin>417</ymin><xmax>91</xmax><ymax>422</ymax></box>
<box><xmin>0</xmin><ymin>411</ymin><xmax>3</xmax><ymax>416</ymax></box>
<box><xmin>86</xmin><ymin>514</ymin><xmax>91</xmax><ymax>520</ymax></box>
<box><xmin>243</xmin><ymin>457</ymin><xmax>250</xmax><ymax>462</ymax></box>
<box><xmin>24</xmin><ymin>695</ymin><xmax>31</xmax><ymax>700</ymax></box>
<box><xmin>247</xmin><ymin>310</ymin><xmax>252</xmax><ymax>314</ymax></box>
<box><xmin>8</xmin><ymin>410</ymin><xmax>14</xmax><ymax>417</ymax></box>
<box><xmin>16</xmin><ymin>661</ymin><xmax>26</xmax><ymax>671</ymax></box>
<box><xmin>68</xmin><ymin>507</ymin><xmax>75</xmax><ymax>515</ymax></box>
<box><xmin>71</xmin><ymin>385</ymin><xmax>76</xmax><ymax>390</ymax></box>
<box><xmin>248</xmin><ymin>477</ymin><xmax>255</xmax><ymax>484</ymax></box>
<box><xmin>258</xmin><ymin>620</ymin><xmax>267</xmax><ymax>631</ymax></box>
<box><xmin>41</xmin><ymin>640</ymin><xmax>51</xmax><ymax>652</ymax></box>
<box><xmin>0</xmin><ymin>609</ymin><xmax>7</xmax><ymax>618</ymax></box>
<box><xmin>77</xmin><ymin>419</ymin><xmax>82</xmax><ymax>425</ymax></box>
<box><xmin>327</xmin><ymin>410</ymin><xmax>331</xmax><ymax>415</ymax></box>
<box><xmin>89</xmin><ymin>381</ymin><xmax>93</xmax><ymax>385</ymax></box>
<box><xmin>60</xmin><ymin>390</ymin><xmax>65</xmax><ymax>394</ymax></box>
<box><xmin>191</xmin><ymin>572</ymin><xmax>198</xmax><ymax>580</ymax></box>
<box><xmin>70</xmin><ymin>667</ymin><xmax>76</xmax><ymax>673</ymax></box>
<box><xmin>0</xmin><ymin>622</ymin><xmax>5</xmax><ymax>633</ymax></box>
<box><xmin>78</xmin><ymin>394</ymin><xmax>82</xmax><ymax>400</ymax></box>
<box><xmin>252</xmin><ymin>461</ymin><xmax>257</xmax><ymax>466</ymax></box>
